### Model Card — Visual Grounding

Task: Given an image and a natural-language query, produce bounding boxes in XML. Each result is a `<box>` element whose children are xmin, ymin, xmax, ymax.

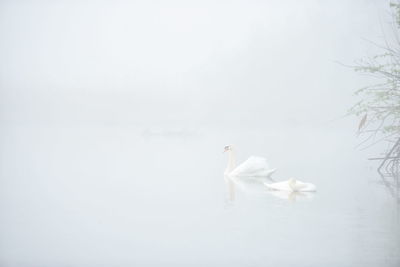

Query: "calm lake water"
<box><xmin>0</xmin><ymin>123</ymin><xmax>399</xmax><ymax>267</ymax></box>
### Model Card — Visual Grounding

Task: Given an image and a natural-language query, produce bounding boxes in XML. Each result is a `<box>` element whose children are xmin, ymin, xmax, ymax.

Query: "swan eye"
<box><xmin>224</xmin><ymin>145</ymin><xmax>231</xmax><ymax>151</ymax></box>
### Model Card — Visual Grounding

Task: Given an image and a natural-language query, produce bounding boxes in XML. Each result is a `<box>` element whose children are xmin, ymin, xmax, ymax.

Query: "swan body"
<box><xmin>224</xmin><ymin>145</ymin><xmax>276</xmax><ymax>178</ymax></box>
<box><xmin>230</xmin><ymin>156</ymin><xmax>276</xmax><ymax>177</ymax></box>
<box><xmin>264</xmin><ymin>178</ymin><xmax>316</xmax><ymax>192</ymax></box>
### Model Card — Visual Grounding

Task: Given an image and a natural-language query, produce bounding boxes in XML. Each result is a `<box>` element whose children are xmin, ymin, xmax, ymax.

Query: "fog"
<box><xmin>0</xmin><ymin>0</ymin><xmax>399</xmax><ymax>266</ymax></box>
<box><xmin>0</xmin><ymin>0</ymin><xmax>387</xmax><ymax>127</ymax></box>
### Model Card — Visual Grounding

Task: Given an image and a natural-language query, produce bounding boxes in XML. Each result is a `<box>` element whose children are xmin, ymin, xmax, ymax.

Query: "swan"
<box><xmin>223</xmin><ymin>145</ymin><xmax>276</xmax><ymax>177</ymax></box>
<box><xmin>264</xmin><ymin>178</ymin><xmax>316</xmax><ymax>192</ymax></box>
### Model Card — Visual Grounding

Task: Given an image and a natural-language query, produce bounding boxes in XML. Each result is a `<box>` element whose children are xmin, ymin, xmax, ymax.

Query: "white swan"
<box><xmin>224</xmin><ymin>145</ymin><xmax>276</xmax><ymax>177</ymax></box>
<box><xmin>264</xmin><ymin>178</ymin><xmax>316</xmax><ymax>192</ymax></box>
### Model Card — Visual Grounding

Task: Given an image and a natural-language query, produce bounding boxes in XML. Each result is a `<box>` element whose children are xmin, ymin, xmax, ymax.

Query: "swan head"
<box><xmin>288</xmin><ymin>178</ymin><xmax>297</xmax><ymax>191</ymax></box>
<box><xmin>224</xmin><ymin>145</ymin><xmax>233</xmax><ymax>153</ymax></box>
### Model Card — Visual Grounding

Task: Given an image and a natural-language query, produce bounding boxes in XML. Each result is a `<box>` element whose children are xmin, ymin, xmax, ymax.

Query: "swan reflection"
<box><xmin>224</xmin><ymin>175</ymin><xmax>236</xmax><ymax>206</ymax></box>
<box><xmin>267</xmin><ymin>190</ymin><xmax>315</xmax><ymax>201</ymax></box>
<box><xmin>224</xmin><ymin>175</ymin><xmax>270</xmax><ymax>206</ymax></box>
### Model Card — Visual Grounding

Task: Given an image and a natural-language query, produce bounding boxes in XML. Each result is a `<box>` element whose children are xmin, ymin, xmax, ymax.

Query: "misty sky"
<box><xmin>0</xmin><ymin>0</ymin><xmax>392</xmax><ymax>127</ymax></box>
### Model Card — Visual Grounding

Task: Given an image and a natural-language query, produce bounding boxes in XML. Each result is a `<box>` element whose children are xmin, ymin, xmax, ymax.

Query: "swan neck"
<box><xmin>225</xmin><ymin>150</ymin><xmax>236</xmax><ymax>175</ymax></box>
<box><xmin>289</xmin><ymin>178</ymin><xmax>296</xmax><ymax>191</ymax></box>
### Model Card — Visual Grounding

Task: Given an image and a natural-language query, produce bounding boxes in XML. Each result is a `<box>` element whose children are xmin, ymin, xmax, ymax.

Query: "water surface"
<box><xmin>0</xmin><ymin>124</ymin><xmax>399</xmax><ymax>267</ymax></box>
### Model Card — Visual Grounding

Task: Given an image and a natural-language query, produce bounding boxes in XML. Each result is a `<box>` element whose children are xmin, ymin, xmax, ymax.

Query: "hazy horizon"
<box><xmin>0</xmin><ymin>0</ymin><xmax>392</xmax><ymax>129</ymax></box>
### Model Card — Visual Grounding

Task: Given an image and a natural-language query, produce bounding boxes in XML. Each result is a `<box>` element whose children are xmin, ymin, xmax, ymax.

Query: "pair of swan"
<box><xmin>224</xmin><ymin>145</ymin><xmax>316</xmax><ymax>193</ymax></box>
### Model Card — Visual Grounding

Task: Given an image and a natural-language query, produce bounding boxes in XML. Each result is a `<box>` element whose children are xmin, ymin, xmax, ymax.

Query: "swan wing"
<box><xmin>229</xmin><ymin>156</ymin><xmax>275</xmax><ymax>177</ymax></box>
<box><xmin>292</xmin><ymin>182</ymin><xmax>307</xmax><ymax>191</ymax></box>
<box><xmin>291</xmin><ymin>180</ymin><xmax>317</xmax><ymax>192</ymax></box>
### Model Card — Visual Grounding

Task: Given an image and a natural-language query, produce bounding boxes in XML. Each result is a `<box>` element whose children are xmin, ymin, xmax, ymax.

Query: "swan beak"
<box><xmin>223</xmin><ymin>145</ymin><xmax>230</xmax><ymax>153</ymax></box>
